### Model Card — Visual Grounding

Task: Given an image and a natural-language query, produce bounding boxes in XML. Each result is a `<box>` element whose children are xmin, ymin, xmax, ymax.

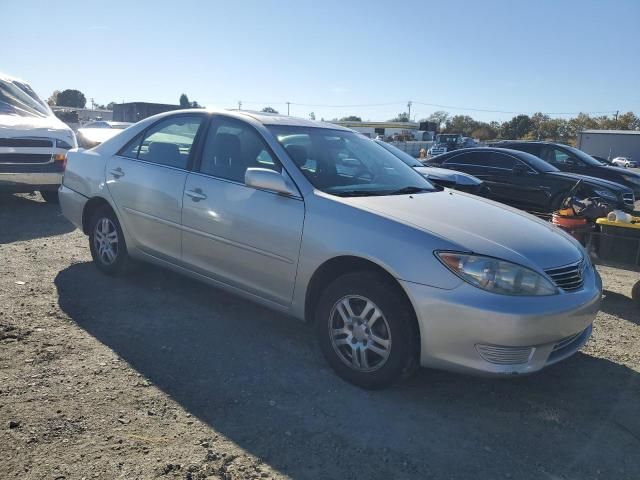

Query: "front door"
<box><xmin>106</xmin><ymin>114</ymin><xmax>205</xmax><ymax>261</ymax></box>
<box><xmin>180</xmin><ymin>116</ymin><xmax>305</xmax><ymax>306</ymax></box>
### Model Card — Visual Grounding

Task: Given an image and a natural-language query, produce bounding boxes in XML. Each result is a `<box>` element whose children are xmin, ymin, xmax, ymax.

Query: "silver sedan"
<box><xmin>59</xmin><ymin>110</ymin><xmax>602</xmax><ymax>388</ymax></box>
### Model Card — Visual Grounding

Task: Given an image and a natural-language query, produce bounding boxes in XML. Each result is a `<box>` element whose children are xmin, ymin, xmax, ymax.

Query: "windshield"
<box><xmin>436</xmin><ymin>134</ymin><xmax>460</xmax><ymax>143</ymax></box>
<box><xmin>564</xmin><ymin>145</ymin><xmax>607</xmax><ymax>166</ymax></box>
<box><xmin>269</xmin><ymin>126</ymin><xmax>435</xmax><ymax>196</ymax></box>
<box><xmin>0</xmin><ymin>77</ymin><xmax>52</xmax><ymax>118</ymax></box>
<box><xmin>374</xmin><ymin>140</ymin><xmax>423</xmax><ymax>167</ymax></box>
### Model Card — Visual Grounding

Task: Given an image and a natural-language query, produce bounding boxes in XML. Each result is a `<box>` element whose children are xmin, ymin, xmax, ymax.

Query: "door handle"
<box><xmin>185</xmin><ymin>188</ymin><xmax>207</xmax><ymax>201</ymax></box>
<box><xmin>109</xmin><ymin>167</ymin><xmax>125</xmax><ymax>178</ymax></box>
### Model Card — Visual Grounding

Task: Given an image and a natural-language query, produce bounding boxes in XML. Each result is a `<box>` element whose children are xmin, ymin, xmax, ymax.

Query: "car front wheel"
<box><xmin>315</xmin><ymin>272</ymin><xmax>418</xmax><ymax>389</ymax></box>
<box><xmin>88</xmin><ymin>206</ymin><xmax>132</xmax><ymax>275</ymax></box>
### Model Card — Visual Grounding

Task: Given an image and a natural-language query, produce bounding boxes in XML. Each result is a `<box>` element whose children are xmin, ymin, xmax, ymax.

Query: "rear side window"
<box><xmin>118</xmin><ymin>115</ymin><xmax>204</xmax><ymax>169</ymax></box>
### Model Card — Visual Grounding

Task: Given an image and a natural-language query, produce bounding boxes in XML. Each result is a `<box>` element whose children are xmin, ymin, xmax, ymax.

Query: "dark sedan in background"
<box><xmin>374</xmin><ymin>140</ymin><xmax>489</xmax><ymax>196</ymax></box>
<box><xmin>494</xmin><ymin>141</ymin><xmax>640</xmax><ymax>199</ymax></box>
<box><xmin>426</xmin><ymin>147</ymin><xmax>635</xmax><ymax>215</ymax></box>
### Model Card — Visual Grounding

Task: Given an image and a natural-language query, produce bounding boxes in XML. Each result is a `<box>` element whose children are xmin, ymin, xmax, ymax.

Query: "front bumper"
<box><xmin>401</xmin><ymin>264</ymin><xmax>602</xmax><ymax>376</ymax></box>
<box><xmin>0</xmin><ymin>163</ymin><xmax>64</xmax><ymax>192</ymax></box>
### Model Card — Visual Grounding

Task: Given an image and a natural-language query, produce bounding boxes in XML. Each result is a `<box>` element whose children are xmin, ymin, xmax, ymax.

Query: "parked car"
<box><xmin>76</xmin><ymin>121</ymin><xmax>133</xmax><ymax>148</ymax></box>
<box><xmin>494</xmin><ymin>141</ymin><xmax>640</xmax><ymax>200</ymax></box>
<box><xmin>60</xmin><ymin>110</ymin><xmax>601</xmax><ymax>388</ymax></box>
<box><xmin>0</xmin><ymin>72</ymin><xmax>77</xmax><ymax>202</ymax></box>
<box><xmin>427</xmin><ymin>133</ymin><xmax>465</xmax><ymax>157</ymax></box>
<box><xmin>611</xmin><ymin>156</ymin><xmax>637</xmax><ymax>169</ymax></box>
<box><xmin>426</xmin><ymin>147</ymin><xmax>635</xmax><ymax>214</ymax></box>
<box><xmin>374</xmin><ymin>139</ymin><xmax>489</xmax><ymax>195</ymax></box>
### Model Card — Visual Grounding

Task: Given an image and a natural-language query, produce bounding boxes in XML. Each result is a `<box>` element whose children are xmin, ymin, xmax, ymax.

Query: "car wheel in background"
<box><xmin>315</xmin><ymin>271</ymin><xmax>418</xmax><ymax>389</ymax></box>
<box><xmin>88</xmin><ymin>205</ymin><xmax>132</xmax><ymax>275</ymax></box>
<box><xmin>40</xmin><ymin>190</ymin><xmax>59</xmax><ymax>204</ymax></box>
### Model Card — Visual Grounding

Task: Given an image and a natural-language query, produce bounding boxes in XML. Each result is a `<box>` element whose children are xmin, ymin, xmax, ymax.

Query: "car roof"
<box><xmin>435</xmin><ymin>146</ymin><xmax>532</xmax><ymax>157</ymax></box>
<box><xmin>131</xmin><ymin>108</ymin><xmax>353</xmax><ymax>131</ymax></box>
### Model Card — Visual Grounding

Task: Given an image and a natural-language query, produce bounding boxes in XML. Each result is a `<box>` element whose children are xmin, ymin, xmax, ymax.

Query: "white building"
<box><xmin>578</xmin><ymin>129</ymin><xmax>640</xmax><ymax>161</ymax></box>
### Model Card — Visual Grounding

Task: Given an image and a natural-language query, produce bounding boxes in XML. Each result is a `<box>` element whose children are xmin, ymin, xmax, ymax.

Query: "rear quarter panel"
<box><xmin>62</xmin><ymin>149</ymin><xmax>109</xmax><ymax>199</ymax></box>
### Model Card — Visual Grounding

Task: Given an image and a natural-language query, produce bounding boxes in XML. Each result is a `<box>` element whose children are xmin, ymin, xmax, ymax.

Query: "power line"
<box><xmin>227</xmin><ymin>99</ymin><xmax>620</xmax><ymax>116</ymax></box>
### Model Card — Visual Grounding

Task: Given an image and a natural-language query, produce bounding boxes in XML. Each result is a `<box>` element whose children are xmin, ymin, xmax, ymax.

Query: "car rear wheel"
<box><xmin>315</xmin><ymin>272</ymin><xmax>418</xmax><ymax>389</ymax></box>
<box><xmin>88</xmin><ymin>206</ymin><xmax>132</xmax><ymax>275</ymax></box>
<box><xmin>40</xmin><ymin>190</ymin><xmax>59</xmax><ymax>204</ymax></box>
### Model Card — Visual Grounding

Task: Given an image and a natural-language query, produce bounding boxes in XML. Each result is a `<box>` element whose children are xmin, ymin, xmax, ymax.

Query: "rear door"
<box><xmin>106</xmin><ymin>114</ymin><xmax>206</xmax><ymax>261</ymax></box>
<box><xmin>180</xmin><ymin>116</ymin><xmax>305</xmax><ymax>306</ymax></box>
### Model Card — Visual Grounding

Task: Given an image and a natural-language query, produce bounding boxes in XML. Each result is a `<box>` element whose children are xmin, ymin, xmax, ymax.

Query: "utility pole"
<box><xmin>614</xmin><ymin>110</ymin><xmax>619</xmax><ymax>129</ymax></box>
<box><xmin>286</xmin><ymin>102</ymin><xmax>291</xmax><ymax>116</ymax></box>
<box><xmin>238</xmin><ymin>101</ymin><xmax>242</xmax><ymax>111</ymax></box>
<box><xmin>91</xmin><ymin>97</ymin><xmax>95</xmax><ymax>110</ymax></box>
<box><xmin>407</xmin><ymin>100</ymin><xmax>412</xmax><ymax>121</ymax></box>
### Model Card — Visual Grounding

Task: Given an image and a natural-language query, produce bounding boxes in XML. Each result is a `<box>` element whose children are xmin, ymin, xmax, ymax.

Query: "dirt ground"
<box><xmin>1</xmin><ymin>192</ymin><xmax>639</xmax><ymax>480</ymax></box>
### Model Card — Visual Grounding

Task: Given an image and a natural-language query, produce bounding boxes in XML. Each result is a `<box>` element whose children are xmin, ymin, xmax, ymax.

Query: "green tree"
<box><xmin>47</xmin><ymin>90</ymin><xmax>60</xmax><ymax>106</ymax></box>
<box><xmin>500</xmin><ymin>114</ymin><xmax>534</xmax><ymax>139</ymax></box>
<box><xmin>106</xmin><ymin>102</ymin><xmax>116</xmax><ymax>111</ymax></box>
<box><xmin>179</xmin><ymin>93</ymin><xmax>191</xmax><ymax>108</ymax></box>
<box><xmin>425</xmin><ymin>111</ymin><xmax>449</xmax><ymax>130</ymax></box>
<box><xmin>309</xmin><ymin>112</ymin><xmax>316</xmax><ymax>120</ymax></box>
<box><xmin>388</xmin><ymin>112</ymin><xmax>409</xmax><ymax>122</ymax></box>
<box><xmin>261</xmin><ymin>106</ymin><xmax>279</xmax><ymax>114</ymax></box>
<box><xmin>615</xmin><ymin>111</ymin><xmax>640</xmax><ymax>130</ymax></box>
<box><xmin>443</xmin><ymin>115</ymin><xmax>479</xmax><ymax>136</ymax></box>
<box><xmin>471</xmin><ymin>122</ymin><xmax>498</xmax><ymax>140</ymax></box>
<box><xmin>339</xmin><ymin>115</ymin><xmax>362</xmax><ymax>121</ymax></box>
<box><xmin>56</xmin><ymin>89</ymin><xmax>86</xmax><ymax>108</ymax></box>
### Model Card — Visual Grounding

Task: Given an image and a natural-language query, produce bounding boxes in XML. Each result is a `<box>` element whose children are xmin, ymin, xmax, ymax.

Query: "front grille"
<box><xmin>0</xmin><ymin>138</ymin><xmax>53</xmax><ymax>148</ymax></box>
<box><xmin>0</xmin><ymin>153</ymin><xmax>53</xmax><ymax>164</ymax></box>
<box><xmin>623</xmin><ymin>193</ymin><xmax>635</xmax><ymax>206</ymax></box>
<box><xmin>476</xmin><ymin>344</ymin><xmax>534</xmax><ymax>365</ymax></box>
<box><xmin>544</xmin><ymin>260</ymin><xmax>584</xmax><ymax>292</ymax></box>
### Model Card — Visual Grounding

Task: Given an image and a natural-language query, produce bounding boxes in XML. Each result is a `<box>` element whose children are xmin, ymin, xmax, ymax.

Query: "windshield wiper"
<box><xmin>332</xmin><ymin>190</ymin><xmax>386</xmax><ymax>197</ymax></box>
<box><xmin>388</xmin><ymin>186</ymin><xmax>431</xmax><ymax>195</ymax></box>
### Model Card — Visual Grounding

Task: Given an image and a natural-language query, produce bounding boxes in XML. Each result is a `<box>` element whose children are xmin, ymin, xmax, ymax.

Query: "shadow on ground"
<box><xmin>0</xmin><ymin>193</ymin><xmax>74</xmax><ymax>244</ymax></box>
<box><xmin>55</xmin><ymin>262</ymin><xmax>640</xmax><ymax>479</ymax></box>
<box><xmin>601</xmin><ymin>289</ymin><xmax>640</xmax><ymax>325</ymax></box>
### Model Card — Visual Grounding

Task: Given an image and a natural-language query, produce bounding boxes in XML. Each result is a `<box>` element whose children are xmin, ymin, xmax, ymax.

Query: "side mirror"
<box><xmin>245</xmin><ymin>168</ymin><xmax>296</xmax><ymax>196</ymax></box>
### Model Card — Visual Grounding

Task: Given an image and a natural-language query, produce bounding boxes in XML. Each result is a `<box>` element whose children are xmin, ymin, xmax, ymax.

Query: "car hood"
<box><xmin>342</xmin><ymin>190</ymin><xmax>583</xmax><ymax>270</ymax></box>
<box><xmin>414</xmin><ymin>166</ymin><xmax>482</xmax><ymax>186</ymax></box>
<box><xmin>0</xmin><ymin>113</ymin><xmax>75</xmax><ymax>143</ymax></box>
<box><xmin>547</xmin><ymin>171</ymin><xmax>632</xmax><ymax>192</ymax></box>
<box><xmin>77</xmin><ymin>127</ymin><xmax>122</xmax><ymax>146</ymax></box>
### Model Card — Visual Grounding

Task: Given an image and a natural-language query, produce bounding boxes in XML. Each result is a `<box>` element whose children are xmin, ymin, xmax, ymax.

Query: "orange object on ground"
<box><xmin>552</xmin><ymin>214</ymin><xmax>588</xmax><ymax>228</ymax></box>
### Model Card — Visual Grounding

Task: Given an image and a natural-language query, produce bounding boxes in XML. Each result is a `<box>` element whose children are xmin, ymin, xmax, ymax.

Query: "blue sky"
<box><xmin>2</xmin><ymin>0</ymin><xmax>639</xmax><ymax>122</ymax></box>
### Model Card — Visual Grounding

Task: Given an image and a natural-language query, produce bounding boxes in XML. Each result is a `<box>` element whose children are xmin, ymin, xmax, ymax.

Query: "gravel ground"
<box><xmin>1</xmin><ymin>192</ymin><xmax>639</xmax><ymax>480</ymax></box>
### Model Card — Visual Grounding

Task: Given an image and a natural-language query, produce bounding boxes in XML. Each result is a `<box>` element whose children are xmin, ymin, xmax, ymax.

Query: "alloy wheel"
<box><xmin>329</xmin><ymin>295</ymin><xmax>392</xmax><ymax>372</ymax></box>
<box><xmin>93</xmin><ymin>217</ymin><xmax>119</xmax><ymax>265</ymax></box>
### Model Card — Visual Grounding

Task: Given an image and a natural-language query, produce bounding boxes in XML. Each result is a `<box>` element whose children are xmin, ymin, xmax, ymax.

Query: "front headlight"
<box><xmin>622</xmin><ymin>175</ymin><xmax>640</xmax><ymax>187</ymax></box>
<box><xmin>593</xmin><ymin>189</ymin><xmax>618</xmax><ymax>201</ymax></box>
<box><xmin>436</xmin><ymin>252</ymin><xmax>558</xmax><ymax>296</ymax></box>
<box><xmin>56</xmin><ymin>139</ymin><xmax>73</xmax><ymax>150</ymax></box>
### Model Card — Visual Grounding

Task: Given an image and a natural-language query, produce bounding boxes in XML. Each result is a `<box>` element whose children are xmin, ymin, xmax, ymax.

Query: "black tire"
<box><xmin>88</xmin><ymin>205</ymin><xmax>132</xmax><ymax>276</ymax></box>
<box><xmin>40</xmin><ymin>190</ymin><xmax>59</xmax><ymax>204</ymax></box>
<box><xmin>315</xmin><ymin>271</ymin><xmax>418</xmax><ymax>389</ymax></box>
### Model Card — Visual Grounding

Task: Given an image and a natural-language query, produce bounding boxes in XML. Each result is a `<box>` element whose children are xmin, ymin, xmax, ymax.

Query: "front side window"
<box><xmin>199</xmin><ymin>118</ymin><xmax>281</xmax><ymax>183</ymax></box>
<box><xmin>270</xmin><ymin>126</ymin><xmax>434</xmax><ymax>196</ymax></box>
